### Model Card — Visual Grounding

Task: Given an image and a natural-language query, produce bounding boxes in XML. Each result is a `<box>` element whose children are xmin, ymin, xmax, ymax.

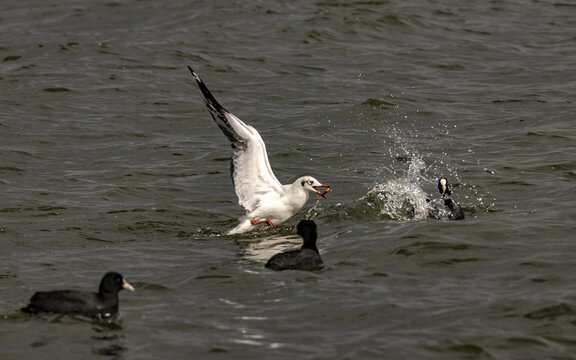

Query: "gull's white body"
<box><xmin>189</xmin><ymin>67</ymin><xmax>329</xmax><ymax>235</ymax></box>
<box><xmin>230</xmin><ymin>180</ymin><xmax>314</xmax><ymax>234</ymax></box>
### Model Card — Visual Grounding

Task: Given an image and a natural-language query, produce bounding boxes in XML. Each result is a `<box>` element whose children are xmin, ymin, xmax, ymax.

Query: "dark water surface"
<box><xmin>2</xmin><ymin>0</ymin><xmax>576</xmax><ymax>359</ymax></box>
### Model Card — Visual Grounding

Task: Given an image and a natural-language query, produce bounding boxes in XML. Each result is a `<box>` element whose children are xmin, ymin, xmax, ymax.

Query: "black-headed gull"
<box><xmin>188</xmin><ymin>67</ymin><xmax>331</xmax><ymax>235</ymax></box>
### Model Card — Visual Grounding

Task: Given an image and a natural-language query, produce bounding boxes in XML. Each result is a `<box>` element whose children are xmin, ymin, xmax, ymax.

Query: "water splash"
<box><xmin>308</xmin><ymin>99</ymin><xmax>495</xmax><ymax>225</ymax></box>
<box><xmin>358</xmin><ymin>115</ymin><xmax>472</xmax><ymax>220</ymax></box>
<box><xmin>362</xmin><ymin>179</ymin><xmax>430</xmax><ymax>220</ymax></box>
<box><xmin>362</xmin><ymin>155</ymin><xmax>434</xmax><ymax>220</ymax></box>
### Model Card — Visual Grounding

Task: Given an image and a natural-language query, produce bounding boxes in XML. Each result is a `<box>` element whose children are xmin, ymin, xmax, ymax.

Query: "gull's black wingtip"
<box><xmin>187</xmin><ymin>65</ymin><xmax>195</xmax><ymax>76</ymax></box>
<box><xmin>187</xmin><ymin>66</ymin><xmax>229</xmax><ymax>118</ymax></box>
<box><xmin>187</xmin><ymin>65</ymin><xmax>202</xmax><ymax>84</ymax></box>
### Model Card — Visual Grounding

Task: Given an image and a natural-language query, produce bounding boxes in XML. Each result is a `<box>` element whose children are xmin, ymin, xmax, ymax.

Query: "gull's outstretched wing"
<box><xmin>189</xmin><ymin>67</ymin><xmax>284</xmax><ymax>212</ymax></box>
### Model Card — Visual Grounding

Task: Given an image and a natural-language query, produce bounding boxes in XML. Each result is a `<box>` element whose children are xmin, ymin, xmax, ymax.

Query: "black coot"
<box><xmin>21</xmin><ymin>272</ymin><xmax>134</xmax><ymax>319</ymax></box>
<box><xmin>437</xmin><ymin>178</ymin><xmax>465</xmax><ymax>220</ymax></box>
<box><xmin>265</xmin><ymin>220</ymin><xmax>323</xmax><ymax>271</ymax></box>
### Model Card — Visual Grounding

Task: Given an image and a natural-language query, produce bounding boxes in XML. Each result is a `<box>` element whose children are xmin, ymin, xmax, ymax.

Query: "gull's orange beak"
<box><xmin>313</xmin><ymin>185</ymin><xmax>331</xmax><ymax>199</ymax></box>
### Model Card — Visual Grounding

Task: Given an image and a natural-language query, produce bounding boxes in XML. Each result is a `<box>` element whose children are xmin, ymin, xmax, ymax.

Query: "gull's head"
<box><xmin>438</xmin><ymin>178</ymin><xmax>451</xmax><ymax>196</ymax></box>
<box><xmin>298</xmin><ymin>176</ymin><xmax>331</xmax><ymax>199</ymax></box>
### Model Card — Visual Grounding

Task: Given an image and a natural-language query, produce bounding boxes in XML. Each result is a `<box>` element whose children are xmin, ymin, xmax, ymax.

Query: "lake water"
<box><xmin>1</xmin><ymin>0</ymin><xmax>575</xmax><ymax>359</ymax></box>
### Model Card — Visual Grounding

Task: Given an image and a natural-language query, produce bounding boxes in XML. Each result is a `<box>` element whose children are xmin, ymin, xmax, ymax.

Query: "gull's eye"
<box><xmin>307</xmin><ymin>180</ymin><xmax>314</xmax><ymax>185</ymax></box>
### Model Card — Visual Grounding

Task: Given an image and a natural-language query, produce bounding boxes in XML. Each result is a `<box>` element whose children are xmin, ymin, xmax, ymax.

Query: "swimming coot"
<box><xmin>265</xmin><ymin>220</ymin><xmax>323</xmax><ymax>271</ymax></box>
<box><xmin>21</xmin><ymin>272</ymin><xmax>134</xmax><ymax>319</ymax></box>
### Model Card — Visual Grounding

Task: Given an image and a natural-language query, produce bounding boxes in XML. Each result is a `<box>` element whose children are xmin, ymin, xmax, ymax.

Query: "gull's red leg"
<box><xmin>250</xmin><ymin>219</ymin><xmax>276</xmax><ymax>227</ymax></box>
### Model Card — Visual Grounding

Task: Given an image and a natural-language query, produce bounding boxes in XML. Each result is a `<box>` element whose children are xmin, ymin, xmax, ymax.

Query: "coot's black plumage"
<box><xmin>265</xmin><ymin>220</ymin><xmax>323</xmax><ymax>271</ymax></box>
<box><xmin>437</xmin><ymin>178</ymin><xmax>464</xmax><ymax>220</ymax></box>
<box><xmin>21</xmin><ymin>272</ymin><xmax>134</xmax><ymax>319</ymax></box>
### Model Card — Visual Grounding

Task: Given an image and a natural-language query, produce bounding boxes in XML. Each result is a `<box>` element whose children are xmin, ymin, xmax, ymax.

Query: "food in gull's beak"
<box><xmin>313</xmin><ymin>185</ymin><xmax>331</xmax><ymax>199</ymax></box>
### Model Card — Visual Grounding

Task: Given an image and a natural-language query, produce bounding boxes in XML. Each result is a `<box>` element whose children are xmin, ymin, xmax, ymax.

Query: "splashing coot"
<box><xmin>436</xmin><ymin>178</ymin><xmax>465</xmax><ymax>220</ymax></box>
<box><xmin>21</xmin><ymin>272</ymin><xmax>134</xmax><ymax>320</ymax></box>
<box><xmin>265</xmin><ymin>220</ymin><xmax>323</xmax><ymax>271</ymax></box>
